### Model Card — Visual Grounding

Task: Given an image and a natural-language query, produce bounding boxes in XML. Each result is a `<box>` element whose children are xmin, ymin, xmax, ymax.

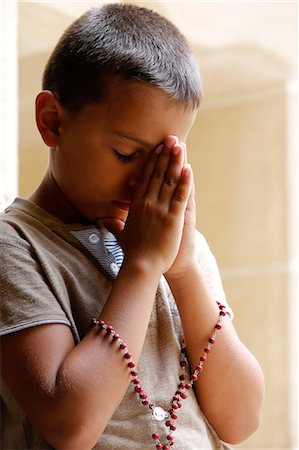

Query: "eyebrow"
<box><xmin>114</xmin><ymin>131</ymin><xmax>156</xmax><ymax>148</ymax></box>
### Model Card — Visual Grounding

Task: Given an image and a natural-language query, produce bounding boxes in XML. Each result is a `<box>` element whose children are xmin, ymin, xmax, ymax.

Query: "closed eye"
<box><xmin>113</xmin><ymin>149</ymin><xmax>139</xmax><ymax>164</ymax></box>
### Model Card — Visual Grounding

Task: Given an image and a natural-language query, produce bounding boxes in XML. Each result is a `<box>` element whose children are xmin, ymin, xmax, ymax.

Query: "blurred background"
<box><xmin>0</xmin><ymin>1</ymin><xmax>298</xmax><ymax>448</ymax></box>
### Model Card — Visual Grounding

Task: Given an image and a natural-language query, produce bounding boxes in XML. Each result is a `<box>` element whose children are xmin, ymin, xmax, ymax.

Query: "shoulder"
<box><xmin>0</xmin><ymin>207</ymin><xmax>34</xmax><ymax>254</ymax></box>
<box><xmin>0</xmin><ymin>197</ymin><xmax>62</xmax><ymax>252</ymax></box>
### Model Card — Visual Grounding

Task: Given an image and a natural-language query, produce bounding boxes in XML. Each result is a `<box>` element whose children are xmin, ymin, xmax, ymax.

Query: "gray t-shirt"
<box><xmin>0</xmin><ymin>198</ymin><xmax>231</xmax><ymax>450</ymax></box>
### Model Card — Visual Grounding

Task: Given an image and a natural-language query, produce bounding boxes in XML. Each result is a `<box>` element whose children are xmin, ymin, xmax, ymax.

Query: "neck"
<box><xmin>28</xmin><ymin>169</ymin><xmax>92</xmax><ymax>225</ymax></box>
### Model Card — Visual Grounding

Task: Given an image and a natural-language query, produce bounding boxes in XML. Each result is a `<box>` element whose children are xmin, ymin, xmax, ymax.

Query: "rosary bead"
<box><xmin>133</xmin><ymin>378</ymin><xmax>140</xmax><ymax>385</ymax></box>
<box><xmin>180</xmin><ymin>392</ymin><xmax>187</xmax><ymax>399</ymax></box>
<box><xmin>200</xmin><ymin>355</ymin><xmax>207</xmax><ymax>363</ymax></box>
<box><xmin>130</xmin><ymin>370</ymin><xmax>138</xmax><ymax>377</ymax></box>
<box><xmin>179</xmin><ymin>374</ymin><xmax>186</xmax><ymax>381</ymax></box>
<box><xmin>171</xmin><ymin>403</ymin><xmax>179</xmax><ymax>410</ymax></box>
<box><xmin>135</xmin><ymin>386</ymin><xmax>143</xmax><ymax>394</ymax></box>
<box><xmin>142</xmin><ymin>400</ymin><xmax>149</xmax><ymax>405</ymax></box>
<box><xmin>178</xmin><ymin>382</ymin><xmax>185</xmax><ymax>389</ymax></box>
<box><xmin>128</xmin><ymin>362</ymin><xmax>135</xmax><ymax>368</ymax></box>
<box><xmin>215</xmin><ymin>322</ymin><xmax>222</xmax><ymax>330</ymax></box>
<box><xmin>209</xmin><ymin>337</ymin><xmax>216</xmax><ymax>344</ymax></box>
<box><xmin>191</xmin><ymin>374</ymin><xmax>198</xmax><ymax>382</ymax></box>
<box><xmin>204</xmin><ymin>347</ymin><xmax>211</xmax><ymax>353</ymax></box>
<box><xmin>195</xmin><ymin>364</ymin><xmax>203</xmax><ymax>372</ymax></box>
<box><xmin>152</xmin><ymin>433</ymin><xmax>159</xmax><ymax>440</ymax></box>
<box><xmin>162</xmin><ymin>446</ymin><xmax>170</xmax><ymax>450</ymax></box>
<box><xmin>171</xmin><ymin>412</ymin><xmax>178</xmax><ymax>420</ymax></box>
<box><xmin>120</xmin><ymin>342</ymin><xmax>127</xmax><ymax>349</ymax></box>
<box><xmin>106</xmin><ymin>325</ymin><xmax>113</xmax><ymax>333</ymax></box>
<box><xmin>124</xmin><ymin>352</ymin><xmax>131</xmax><ymax>359</ymax></box>
<box><xmin>173</xmin><ymin>395</ymin><xmax>180</xmax><ymax>402</ymax></box>
<box><xmin>169</xmin><ymin>423</ymin><xmax>176</xmax><ymax>431</ymax></box>
<box><xmin>177</xmin><ymin>402</ymin><xmax>182</xmax><ymax>408</ymax></box>
<box><xmin>112</xmin><ymin>333</ymin><xmax>120</xmax><ymax>341</ymax></box>
<box><xmin>156</xmin><ymin>444</ymin><xmax>163</xmax><ymax>449</ymax></box>
<box><xmin>180</xmin><ymin>360</ymin><xmax>187</xmax><ymax>367</ymax></box>
<box><xmin>89</xmin><ymin>317</ymin><xmax>98</xmax><ymax>328</ymax></box>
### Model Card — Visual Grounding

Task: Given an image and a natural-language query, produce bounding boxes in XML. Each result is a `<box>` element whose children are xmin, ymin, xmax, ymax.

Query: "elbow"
<box><xmin>220</xmin><ymin>360</ymin><xmax>265</xmax><ymax>444</ymax></box>
<box><xmin>218</xmin><ymin>383</ymin><xmax>264</xmax><ymax>444</ymax></box>
<box><xmin>213</xmin><ymin>383</ymin><xmax>264</xmax><ymax>445</ymax></box>
<box><xmin>40</xmin><ymin>415</ymin><xmax>105</xmax><ymax>450</ymax></box>
<box><xmin>218</xmin><ymin>412</ymin><xmax>261</xmax><ymax>445</ymax></box>
<box><xmin>47</xmin><ymin>427</ymin><xmax>102</xmax><ymax>450</ymax></box>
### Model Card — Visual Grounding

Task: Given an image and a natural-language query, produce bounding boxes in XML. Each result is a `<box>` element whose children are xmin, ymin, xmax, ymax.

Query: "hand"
<box><xmin>164</xmin><ymin>140</ymin><xmax>197</xmax><ymax>281</ymax></box>
<box><xmin>119</xmin><ymin>141</ymin><xmax>192</xmax><ymax>274</ymax></box>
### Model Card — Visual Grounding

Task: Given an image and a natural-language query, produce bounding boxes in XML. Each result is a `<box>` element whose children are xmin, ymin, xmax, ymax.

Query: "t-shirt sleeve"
<box><xmin>0</xmin><ymin>238</ymin><xmax>71</xmax><ymax>336</ymax></box>
<box><xmin>195</xmin><ymin>230</ymin><xmax>234</xmax><ymax>319</ymax></box>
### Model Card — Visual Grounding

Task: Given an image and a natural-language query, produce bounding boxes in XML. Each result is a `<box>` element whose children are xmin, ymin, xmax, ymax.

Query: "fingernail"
<box><xmin>155</xmin><ymin>144</ymin><xmax>163</xmax><ymax>154</ymax></box>
<box><xmin>164</xmin><ymin>135</ymin><xmax>178</xmax><ymax>149</ymax></box>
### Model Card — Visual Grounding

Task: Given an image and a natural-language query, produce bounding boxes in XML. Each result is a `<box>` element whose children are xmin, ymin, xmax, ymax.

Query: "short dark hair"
<box><xmin>42</xmin><ymin>3</ymin><xmax>202</xmax><ymax>113</ymax></box>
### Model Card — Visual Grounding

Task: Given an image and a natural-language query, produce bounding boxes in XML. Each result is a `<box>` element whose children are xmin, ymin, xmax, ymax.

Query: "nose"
<box><xmin>128</xmin><ymin>175</ymin><xmax>138</xmax><ymax>190</ymax></box>
<box><xmin>127</xmin><ymin>156</ymin><xmax>148</xmax><ymax>191</ymax></box>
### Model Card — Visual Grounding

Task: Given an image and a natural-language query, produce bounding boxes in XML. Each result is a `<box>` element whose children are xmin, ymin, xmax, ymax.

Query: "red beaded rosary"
<box><xmin>89</xmin><ymin>301</ymin><xmax>227</xmax><ymax>449</ymax></box>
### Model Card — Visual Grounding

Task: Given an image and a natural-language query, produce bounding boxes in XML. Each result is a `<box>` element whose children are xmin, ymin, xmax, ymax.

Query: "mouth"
<box><xmin>112</xmin><ymin>201</ymin><xmax>131</xmax><ymax>212</ymax></box>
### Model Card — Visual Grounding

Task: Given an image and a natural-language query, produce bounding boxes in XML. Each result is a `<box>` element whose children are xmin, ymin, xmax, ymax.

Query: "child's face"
<box><xmin>51</xmin><ymin>81</ymin><xmax>196</xmax><ymax>231</ymax></box>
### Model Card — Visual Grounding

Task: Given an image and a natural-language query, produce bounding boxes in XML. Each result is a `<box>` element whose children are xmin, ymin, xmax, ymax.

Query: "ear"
<box><xmin>35</xmin><ymin>91</ymin><xmax>64</xmax><ymax>147</ymax></box>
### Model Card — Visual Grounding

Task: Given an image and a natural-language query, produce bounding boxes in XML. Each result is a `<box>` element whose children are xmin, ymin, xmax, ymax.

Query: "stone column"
<box><xmin>0</xmin><ymin>0</ymin><xmax>18</xmax><ymax>210</ymax></box>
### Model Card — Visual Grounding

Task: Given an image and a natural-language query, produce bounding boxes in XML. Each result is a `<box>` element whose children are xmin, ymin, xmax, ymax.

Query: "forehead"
<box><xmin>104</xmin><ymin>80</ymin><xmax>197</xmax><ymax>144</ymax></box>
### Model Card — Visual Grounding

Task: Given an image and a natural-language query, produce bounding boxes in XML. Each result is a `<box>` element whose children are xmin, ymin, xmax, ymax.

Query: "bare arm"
<box><xmin>1</xmin><ymin>143</ymin><xmax>192</xmax><ymax>450</ymax></box>
<box><xmin>166</xmin><ymin>265</ymin><xmax>265</xmax><ymax>444</ymax></box>
<box><xmin>164</xmin><ymin>140</ymin><xmax>264</xmax><ymax>443</ymax></box>
<box><xmin>1</xmin><ymin>261</ymin><xmax>161</xmax><ymax>450</ymax></box>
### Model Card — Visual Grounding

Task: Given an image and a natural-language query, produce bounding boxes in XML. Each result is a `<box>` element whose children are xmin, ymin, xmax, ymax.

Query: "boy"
<box><xmin>0</xmin><ymin>3</ymin><xmax>264</xmax><ymax>449</ymax></box>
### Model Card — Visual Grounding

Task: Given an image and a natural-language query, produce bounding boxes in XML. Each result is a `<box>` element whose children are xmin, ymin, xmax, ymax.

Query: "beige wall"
<box><xmin>18</xmin><ymin>51</ymin><xmax>49</xmax><ymax>197</ymax></box>
<box><xmin>187</xmin><ymin>85</ymin><xmax>298</xmax><ymax>448</ymax></box>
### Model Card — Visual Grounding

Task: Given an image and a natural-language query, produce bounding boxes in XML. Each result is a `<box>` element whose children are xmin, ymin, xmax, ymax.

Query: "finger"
<box><xmin>186</xmin><ymin>178</ymin><xmax>196</xmax><ymax>214</ymax></box>
<box><xmin>180</xmin><ymin>141</ymin><xmax>195</xmax><ymax>200</ymax></box>
<box><xmin>181</xmin><ymin>141</ymin><xmax>187</xmax><ymax>165</ymax></box>
<box><xmin>164</xmin><ymin>135</ymin><xmax>178</xmax><ymax>149</ymax></box>
<box><xmin>169</xmin><ymin>163</ymin><xmax>193</xmax><ymax>215</ymax></box>
<box><xmin>158</xmin><ymin>143</ymin><xmax>184</xmax><ymax>204</ymax></box>
<box><xmin>145</xmin><ymin>144</ymin><xmax>172</xmax><ymax>200</ymax></box>
<box><xmin>133</xmin><ymin>144</ymin><xmax>163</xmax><ymax>199</ymax></box>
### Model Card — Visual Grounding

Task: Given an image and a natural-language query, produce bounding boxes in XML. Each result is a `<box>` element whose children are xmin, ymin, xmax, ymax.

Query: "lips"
<box><xmin>112</xmin><ymin>201</ymin><xmax>131</xmax><ymax>212</ymax></box>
